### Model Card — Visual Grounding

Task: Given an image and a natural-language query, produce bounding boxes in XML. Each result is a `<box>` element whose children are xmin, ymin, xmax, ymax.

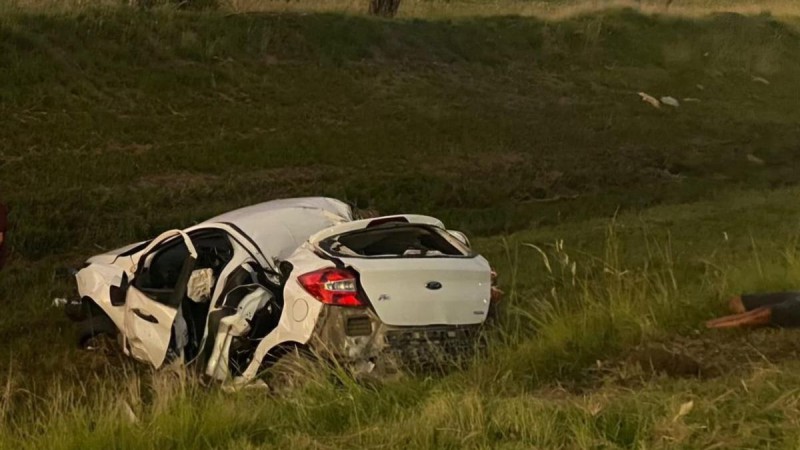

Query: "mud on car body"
<box><xmin>66</xmin><ymin>197</ymin><xmax>498</xmax><ymax>382</ymax></box>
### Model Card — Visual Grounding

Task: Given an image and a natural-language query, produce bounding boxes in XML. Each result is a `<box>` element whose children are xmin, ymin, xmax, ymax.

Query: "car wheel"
<box><xmin>76</xmin><ymin>314</ymin><xmax>119</xmax><ymax>351</ymax></box>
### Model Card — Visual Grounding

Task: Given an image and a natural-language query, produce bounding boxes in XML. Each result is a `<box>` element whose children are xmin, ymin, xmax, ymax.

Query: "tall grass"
<box><xmin>2</xmin><ymin>0</ymin><xmax>800</xmax><ymax>18</ymax></box>
<box><xmin>479</xmin><ymin>224</ymin><xmax>712</xmax><ymax>389</ymax></box>
<box><xmin>2</xmin><ymin>6</ymin><xmax>800</xmax><ymax>448</ymax></box>
<box><xmin>3</xmin><ymin>220</ymin><xmax>798</xmax><ymax>448</ymax></box>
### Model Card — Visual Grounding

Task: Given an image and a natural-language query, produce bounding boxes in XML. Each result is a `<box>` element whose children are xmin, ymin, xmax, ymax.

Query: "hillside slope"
<box><xmin>2</xmin><ymin>10</ymin><xmax>800</xmax><ymax>251</ymax></box>
<box><xmin>2</xmin><ymin>9</ymin><xmax>800</xmax><ymax>449</ymax></box>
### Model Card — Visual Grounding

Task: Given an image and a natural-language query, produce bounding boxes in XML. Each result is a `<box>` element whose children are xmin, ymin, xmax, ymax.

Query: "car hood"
<box><xmin>86</xmin><ymin>241</ymin><xmax>148</xmax><ymax>265</ymax></box>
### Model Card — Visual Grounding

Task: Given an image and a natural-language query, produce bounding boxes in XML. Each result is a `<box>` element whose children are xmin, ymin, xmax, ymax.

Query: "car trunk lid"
<box><xmin>312</xmin><ymin>222</ymin><xmax>492</xmax><ymax>326</ymax></box>
<box><xmin>339</xmin><ymin>256</ymin><xmax>492</xmax><ymax>326</ymax></box>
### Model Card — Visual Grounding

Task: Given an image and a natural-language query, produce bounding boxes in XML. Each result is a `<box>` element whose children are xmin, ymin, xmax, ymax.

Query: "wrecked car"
<box><xmin>66</xmin><ymin>197</ymin><xmax>499</xmax><ymax>382</ymax></box>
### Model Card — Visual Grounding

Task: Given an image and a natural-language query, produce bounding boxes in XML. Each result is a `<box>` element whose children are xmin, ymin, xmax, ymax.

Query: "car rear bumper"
<box><xmin>382</xmin><ymin>325</ymin><xmax>484</xmax><ymax>370</ymax></box>
<box><xmin>309</xmin><ymin>305</ymin><xmax>485</xmax><ymax>376</ymax></box>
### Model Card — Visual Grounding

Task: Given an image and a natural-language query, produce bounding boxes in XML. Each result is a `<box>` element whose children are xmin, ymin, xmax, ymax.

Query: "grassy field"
<box><xmin>3</xmin><ymin>0</ymin><xmax>800</xmax><ymax>18</ymax></box>
<box><xmin>2</xmin><ymin>3</ymin><xmax>800</xmax><ymax>448</ymax></box>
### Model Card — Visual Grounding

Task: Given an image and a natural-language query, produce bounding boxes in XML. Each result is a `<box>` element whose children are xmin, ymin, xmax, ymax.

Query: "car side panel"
<box><xmin>238</xmin><ymin>245</ymin><xmax>328</xmax><ymax>381</ymax></box>
<box><xmin>124</xmin><ymin>287</ymin><xmax>181</xmax><ymax>367</ymax></box>
<box><xmin>75</xmin><ymin>262</ymin><xmax>132</xmax><ymax>340</ymax></box>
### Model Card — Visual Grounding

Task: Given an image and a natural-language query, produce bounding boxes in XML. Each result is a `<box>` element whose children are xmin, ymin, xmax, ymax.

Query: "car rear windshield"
<box><xmin>319</xmin><ymin>224</ymin><xmax>467</xmax><ymax>258</ymax></box>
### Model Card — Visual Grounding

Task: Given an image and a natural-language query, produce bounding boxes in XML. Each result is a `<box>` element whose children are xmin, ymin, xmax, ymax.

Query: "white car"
<box><xmin>66</xmin><ymin>197</ymin><xmax>497</xmax><ymax>382</ymax></box>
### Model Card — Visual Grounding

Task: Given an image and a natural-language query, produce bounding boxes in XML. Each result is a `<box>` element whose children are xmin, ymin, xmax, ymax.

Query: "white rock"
<box><xmin>638</xmin><ymin>92</ymin><xmax>661</xmax><ymax>109</ymax></box>
<box><xmin>746</xmin><ymin>154</ymin><xmax>765</xmax><ymax>165</ymax></box>
<box><xmin>660</xmin><ymin>96</ymin><xmax>680</xmax><ymax>107</ymax></box>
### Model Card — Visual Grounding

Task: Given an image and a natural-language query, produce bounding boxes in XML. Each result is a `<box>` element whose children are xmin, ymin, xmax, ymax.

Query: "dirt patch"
<box><xmin>134</xmin><ymin>166</ymin><xmax>344</xmax><ymax>193</ymax></box>
<box><xmin>243</xmin><ymin>165</ymin><xmax>345</xmax><ymax>186</ymax></box>
<box><xmin>233</xmin><ymin>165</ymin><xmax>346</xmax><ymax>199</ymax></box>
<box><xmin>420</xmin><ymin>151</ymin><xmax>532</xmax><ymax>178</ymax></box>
<box><xmin>134</xmin><ymin>172</ymin><xmax>220</xmax><ymax>191</ymax></box>
<box><xmin>420</xmin><ymin>152</ymin><xmax>579</xmax><ymax>201</ymax></box>
<box><xmin>597</xmin><ymin>329</ymin><xmax>800</xmax><ymax>384</ymax></box>
<box><xmin>626</xmin><ymin>345</ymin><xmax>708</xmax><ymax>378</ymax></box>
<box><xmin>102</xmin><ymin>141</ymin><xmax>153</xmax><ymax>156</ymax></box>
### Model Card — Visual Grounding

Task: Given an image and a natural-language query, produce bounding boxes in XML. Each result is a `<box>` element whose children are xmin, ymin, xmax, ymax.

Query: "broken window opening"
<box><xmin>182</xmin><ymin>231</ymin><xmax>235</xmax><ymax>363</ymax></box>
<box><xmin>200</xmin><ymin>263</ymin><xmax>284</xmax><ymax>374</ymax></box>
<box><xmin>319</xmin><ymin>224</ymin><xmax>467</xmax><ymax>258</ymax></box>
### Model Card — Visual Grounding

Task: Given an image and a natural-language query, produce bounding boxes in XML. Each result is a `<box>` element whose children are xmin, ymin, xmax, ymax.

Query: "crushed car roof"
<box><xmin>197</xmin><ymin>197</ymin><xmax>353</xmax><ymax>262</ymax></box>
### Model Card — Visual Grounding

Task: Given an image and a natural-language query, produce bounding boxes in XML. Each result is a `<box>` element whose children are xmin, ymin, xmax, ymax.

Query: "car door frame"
<box><xmin>121</xmin><ymin>223</ymin><xmax>284</xmax><ymax>372</ymax></box>
<box><xmin>185</xmin><ymin>225</ymin><xmax>274</xmax><ymax>370</ymax></box>
<box><xmin>122</xmin><ymin>229</ymin><xmax>198</xmax><ymax>368</ymax></box>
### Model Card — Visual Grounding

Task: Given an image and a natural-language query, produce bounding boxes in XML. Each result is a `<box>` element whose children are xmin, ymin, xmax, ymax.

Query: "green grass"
<box><xmin>4</xmin><ymin>0</ymin><xmax>800</xmax><ymax>19</ymax></box>
<box><xmin>3</xmin><ymin>5</ymin><xmax>800</xmax><ymax>449</ymax></box>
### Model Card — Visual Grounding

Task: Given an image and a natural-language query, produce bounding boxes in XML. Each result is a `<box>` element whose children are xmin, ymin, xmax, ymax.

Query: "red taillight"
<box><xmin>297</xmin><ymin>268</ymin><xmax>363</xmax><ymax>307</ymax></box>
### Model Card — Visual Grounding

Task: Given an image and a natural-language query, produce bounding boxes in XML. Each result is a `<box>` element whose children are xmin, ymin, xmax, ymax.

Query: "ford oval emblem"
<box><xmin>426</xmin><ymin>281</ymin><xmax>443</xmax><ymax>290</ymax></box>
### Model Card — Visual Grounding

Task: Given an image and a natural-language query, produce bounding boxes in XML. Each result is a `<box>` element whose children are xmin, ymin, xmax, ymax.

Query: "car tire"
<box><xmin>76</xmin><ymin>314</ymin><xmax>118</xmax><ymax>350</ymax></box>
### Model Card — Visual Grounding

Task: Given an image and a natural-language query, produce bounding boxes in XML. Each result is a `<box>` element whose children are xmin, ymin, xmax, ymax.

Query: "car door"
<box><xmin>123</xmin><ymin>230</ymin><xmax>198</xmax><ymax>368</ymax></box>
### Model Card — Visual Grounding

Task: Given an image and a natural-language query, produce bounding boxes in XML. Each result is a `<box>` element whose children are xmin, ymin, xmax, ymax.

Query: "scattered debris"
<box><xmin>638</xmin><ymin>92</ymin><xmax>661</xmax><ymax>109</ymax></box>
<box><xmin>660</xmin><ymin>96</ymin><xmax>680</xmax><ymax>108</ymax></box>
<box><xmin>673</xmin><ymin>400</ymin><xmax>694</xmax><ymax>422</ymax></box>
<box><xmin>638</xmin><ymin>93</ymin><xmax>681</xmax><ymax>109</ymax></box>
<box><xmin>683</xmin><ymin>97</ymin><xmax>701</xmax><ymax>103</ymax></box>
<box><xmin>696</xmin><ymin>84</ymin><xmax>705</xmax><ymax>91</ymax></box>
<box><xmin>746</xmin><ymin>154</ymin><xmax>765</xmax><ymax>165</ymax></box>
<box><xmin>752</xmin><ymin>76</ymin><xmax>770</xmax><ymax>85</ymax></box>
<box><xmin>52</xmin><ymin>297</ymin><xmax>67</xmax><ymax>308</ymax></box>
